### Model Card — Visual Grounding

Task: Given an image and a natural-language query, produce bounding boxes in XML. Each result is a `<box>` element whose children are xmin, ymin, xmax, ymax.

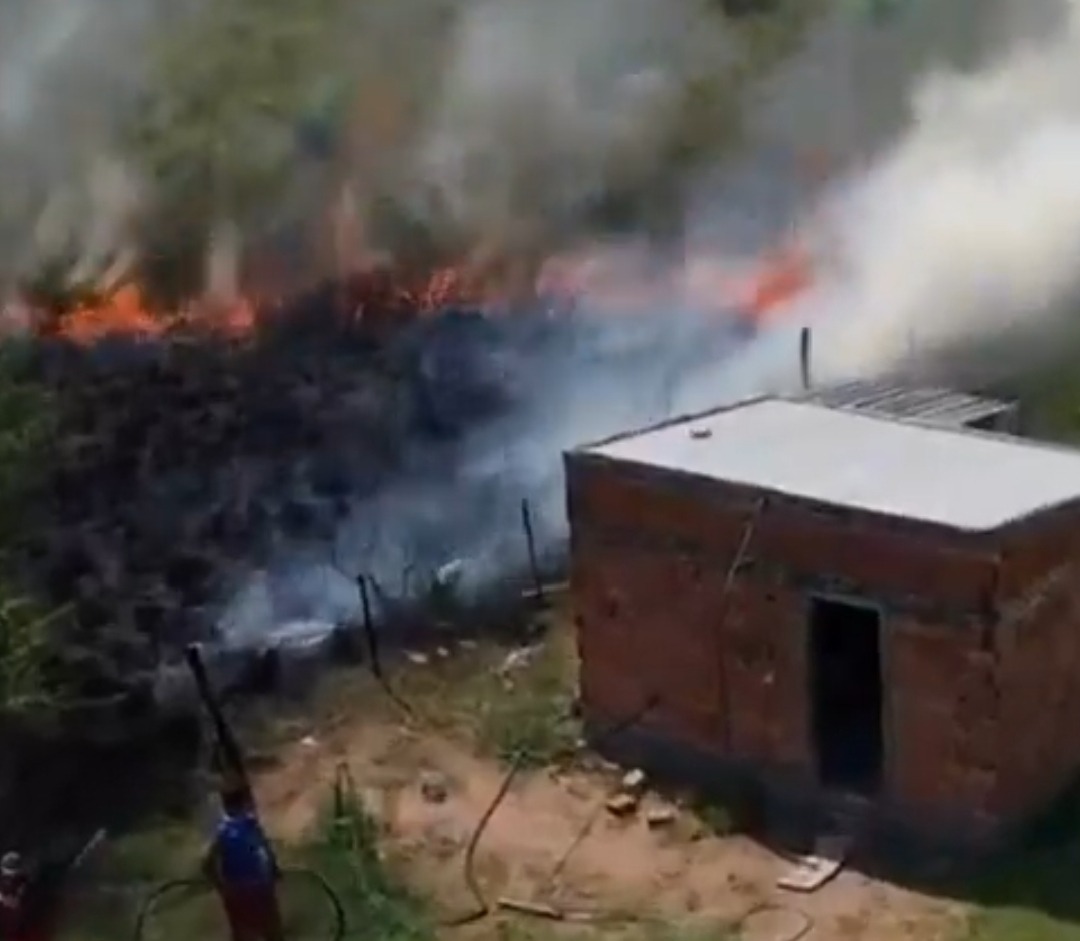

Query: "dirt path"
<box><xmin>253</xmin><ymin>699</ymin><xmax>963</xmax><ymax>941</ymax></box>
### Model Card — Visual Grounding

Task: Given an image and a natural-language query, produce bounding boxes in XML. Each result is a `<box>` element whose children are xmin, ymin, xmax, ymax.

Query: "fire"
<box><xmin>540</xmin><ymin>241</ymin><xmax>813</xmax><ymax>321</ymax></box>
<box><xmin>33</xmin><ymin>285</ymin><xmax>258</xmax><ymax>345</ymax></box>
<box><xmin>51</xmin><ymin>285</ymin><xmax>164</xmax><ymax>343</ymax></box>
<box><xmin>21</xmin><ymin>239</ymin><xmax>813</xmax><ymax>345</ymax></box>
<box><xmin>730</xmin><ymin>245</ymin><xmax>812</xmax><ymax>322</ymax></box>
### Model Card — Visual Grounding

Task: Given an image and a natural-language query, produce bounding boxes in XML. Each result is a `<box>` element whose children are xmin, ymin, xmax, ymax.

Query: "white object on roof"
<box><xmin>581</xmin><ymin>398</ymin><xmax>1080</xmax><ymax>532</ymax></box>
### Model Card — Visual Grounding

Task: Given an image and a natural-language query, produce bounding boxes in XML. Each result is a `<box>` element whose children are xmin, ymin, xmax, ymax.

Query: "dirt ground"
<box><xmin>248</xmin><ymin>641</ymin><xmax>965</xmax><ymax>941</ymax></box>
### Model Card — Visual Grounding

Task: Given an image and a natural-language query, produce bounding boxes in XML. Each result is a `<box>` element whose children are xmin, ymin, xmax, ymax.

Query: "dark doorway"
<box><xmin>810</xmin><ymin>597</ymin><xmax>884</xmax><ymax>795</ymax></box>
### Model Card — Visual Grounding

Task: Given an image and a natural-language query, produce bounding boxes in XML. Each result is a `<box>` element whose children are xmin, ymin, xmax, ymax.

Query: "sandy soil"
<box><xmin>252</xmin><ymin>676</ymin><xmax>964</xmax><ymax>941</ymax></box>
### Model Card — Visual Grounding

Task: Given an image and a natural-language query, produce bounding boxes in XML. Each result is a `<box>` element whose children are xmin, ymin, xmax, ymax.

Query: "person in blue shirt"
<box><xmin>202</xmin><ymin>780</ymin><xmax>283</xmax><ymax>941</ymax></box>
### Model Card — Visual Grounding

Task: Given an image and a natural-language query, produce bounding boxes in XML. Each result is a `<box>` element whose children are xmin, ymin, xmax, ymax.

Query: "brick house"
<box><xmin>564</xmin><ymin>389</ymin><xmax>1080</xmax><ymax>849</ymax></box>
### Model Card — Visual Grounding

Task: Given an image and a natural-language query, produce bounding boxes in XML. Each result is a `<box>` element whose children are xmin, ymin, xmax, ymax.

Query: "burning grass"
<box><xmin>0</xmin><ymin>238</ymin><xmax>811</xmax><ymax>724</ymax></box>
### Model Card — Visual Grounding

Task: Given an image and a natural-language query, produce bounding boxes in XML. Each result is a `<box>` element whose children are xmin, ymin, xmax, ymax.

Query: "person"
<box><xmin>202</xmin><ymin>781</ymin><xmax>283</xmax><ymax>941</ymax></box>
<box><xmin>0</xmin><ymin>852</ymin><xmax>49</xmax><ymax>941</ymax></box>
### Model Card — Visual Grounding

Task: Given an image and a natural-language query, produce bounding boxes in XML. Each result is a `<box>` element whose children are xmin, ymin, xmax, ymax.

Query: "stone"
<box><xmin>645</xmin><ymin>805</ymin><xmax>678</xmax><ymax>828</ymax></box>
<box><xmin>605</xmin><ymin>793</ymin><xmax>639</xmax><ymax>817</ymax></box>
<box><xmin>621</xmin><ymin>768</ymin><xmax>647</xmax><ymax>796</ymax></box>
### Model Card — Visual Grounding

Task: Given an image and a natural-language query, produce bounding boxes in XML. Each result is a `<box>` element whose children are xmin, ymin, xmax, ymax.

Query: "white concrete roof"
<box><xmin>581</xmin><ymin>397</ymin><xmax>1080</xmax><ymax>532</ymax></box>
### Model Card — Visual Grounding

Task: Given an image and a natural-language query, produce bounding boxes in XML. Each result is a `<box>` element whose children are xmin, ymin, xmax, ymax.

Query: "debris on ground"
<box><xmin>498</xmin><ymin>644</ymin><xmax>541</xmax><ymax>675</ymax></box>
<box><xmin>605</xmin><ymin>792</ymin><xmax>639</xmax><ymax>817</ymax></box>
<box><xmin>645</xmin><ymin>804</ymin><xmax>678</xmax><ymax>829</ymax></box>
<box><xmin>620</xmin><ymin>768</ymin><xmax>647</xmax><ymax>796</ymax></box>
<box><xmin>776</xmin><ymin>833</ymin><xmax>852</xmax><ymax>893</ymax></box>
<box><xmin>497</xmin><ymin>897</ymin><xmax>564</xmax><ymax>919</ymax></box>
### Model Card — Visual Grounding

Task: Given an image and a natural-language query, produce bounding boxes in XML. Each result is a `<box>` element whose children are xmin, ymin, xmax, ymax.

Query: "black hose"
<box><xmin>439</xmin><ymin>693</ymin><xmax>662</xmax><ymax>928</ymax></box>
<box><xmin>334</xmin><ymin>642</ymin><xmax>815</xmax><ymax>939</ymax></box>
<box><xmin>438</xmin><ymin>752</ymin><xmax>526</xmax><ymax>927</ymax></box>
<box><xmin>133</xmin><ymin>877</ymin><xmax>205</xmax><ymax>941</ymax></box>
<box><xmin>134</xmin><ymin>869</ymin><xmax>345</xmax><ymax>941</ymax></box>
<box><xmin>732</xmin><ymin>902</ymin><xmax>815</xmax><ymax>941</ymax></box>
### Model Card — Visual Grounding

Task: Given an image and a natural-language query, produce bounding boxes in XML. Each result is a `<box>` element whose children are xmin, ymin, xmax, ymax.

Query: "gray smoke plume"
<box><xmin>793</xmin><ymin>0</ymin><xmax>1080</xmax><ymax>382</ymax></box>
<box><xmin>0</xmin><ymin>0</ymin><xmax>182</xmax><ymax>291</ymax></box>
<box><xmin>0</xmin><ymin>0</ymin><xmax>746</xmax><ymax>298</ymax></box>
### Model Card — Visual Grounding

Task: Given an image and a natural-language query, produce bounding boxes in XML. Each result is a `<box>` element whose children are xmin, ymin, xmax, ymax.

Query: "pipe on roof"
<box><xmin>799</xmin><ymin>326</ymin><xmax>812</xmax><ymax>391</ymax></box>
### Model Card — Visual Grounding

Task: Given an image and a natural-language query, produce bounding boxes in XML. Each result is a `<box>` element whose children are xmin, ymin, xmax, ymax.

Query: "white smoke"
<box><xmin>407</xmin><ymin>0</ymin><xmax>733</xmax><ymax>248</ymax></box>
<box><xmin>801</xmin><ymin>0</ymin><xmax>1080</xmax><ymax>381</ymax></box>
<box><xmin>0</xmin><ymin>0</ymin><xmax>170</xmax><ymax>287</ymax></box>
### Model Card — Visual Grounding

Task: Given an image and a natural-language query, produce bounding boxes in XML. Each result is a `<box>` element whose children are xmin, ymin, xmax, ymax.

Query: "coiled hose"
<box><xmin>134</xmin><ymin>869</ymin><xmax>345</xmax><ymax>941</ymax></box>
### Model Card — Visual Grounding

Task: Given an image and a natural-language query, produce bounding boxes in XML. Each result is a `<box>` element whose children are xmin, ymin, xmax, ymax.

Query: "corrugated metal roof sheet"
<box><xmin>798</xmin><ymin>379</ymin><xmax>1013</xmax><ymax>428</ymax></box>
<box><xmin>580</xmin><ymin>397</ymin><xmax>1080</xmax><ymax>532</ymax></box>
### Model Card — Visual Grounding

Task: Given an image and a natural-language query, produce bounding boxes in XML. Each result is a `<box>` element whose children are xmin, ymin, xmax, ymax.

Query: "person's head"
<box><xmin>219</xmin><ymin>780</ymin><xmax>253</xmax><ymax>817</ymax></box>
<box><xmin>0</xmin><ymin>852</ymin><xmax>24</xmax><ymax>893</ymax></box>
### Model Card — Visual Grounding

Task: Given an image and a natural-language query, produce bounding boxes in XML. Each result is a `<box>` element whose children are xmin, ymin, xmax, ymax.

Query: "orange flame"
<box><xmin>26</xmin><ymin>238</ymin><xmax>813</xmax><ymax>346</ymax></box>
<box><xmin>38</xmin><ymin>285</ymin><xmax>258</xmax><ymax>345</ymax></box>
<box><xmin>54</xmin><ymin>285</ymin><xmax>165</xmax><ymax>344</ymax></box>
<box><xmin>730</xmin><ymin>245</ymin><xmax>812</xmax><ymax>322</ymax></box>
<box><xmin>540</xmin><ymin>242</ymin><xmax>813</xmax><ymax>321</ymax></box>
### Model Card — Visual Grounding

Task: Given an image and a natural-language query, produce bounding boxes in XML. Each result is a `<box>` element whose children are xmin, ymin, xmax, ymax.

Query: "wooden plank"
<box><xmin>776</xmin><ymin>834</ymin><xmax>851</xmax><ymax>893</ymax></box>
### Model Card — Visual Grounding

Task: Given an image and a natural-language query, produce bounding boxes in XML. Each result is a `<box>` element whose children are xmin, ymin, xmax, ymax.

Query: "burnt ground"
<box><xmin>9</xmin><ymin>278</ymin><xmax>743</xmax><ymax>710</ymax></box>
<box><xmin>11</xmin><ymin>294</ymin><xmax>571</xmax><ymax>700</ymax></box>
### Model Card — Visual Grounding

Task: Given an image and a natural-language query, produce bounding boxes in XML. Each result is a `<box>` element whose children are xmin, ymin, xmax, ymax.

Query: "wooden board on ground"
<box><xmin>776</xmin><ymin>834</ymin><xmax>851</xmax><ymax>893</ymax></box>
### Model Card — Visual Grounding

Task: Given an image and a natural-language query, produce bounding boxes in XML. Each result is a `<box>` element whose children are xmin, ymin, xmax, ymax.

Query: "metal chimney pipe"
<box><xmin>799</xmin><ymin>326</ymin><xmax>812</xmax><ymax>390</ymax></box>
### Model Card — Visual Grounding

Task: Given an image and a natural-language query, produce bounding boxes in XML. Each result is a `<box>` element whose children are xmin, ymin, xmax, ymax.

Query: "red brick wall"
<box><xmin>887</xmin><ymin>617</ymin><xmax>1001</xmax><ymax>827</ymax></box>
<box><xmin>994</xmin><ymin>563</ymin><xmax>1080</xmax><ymax>820</ymax></box>
<box><xmin>573</xmin><ymin>522</ymin><xmax>814</xmax><ymax>767</ymax></box>
<box><xmin>574</xmin><ymin>533</ymin><xmax>721</xmax><ymax>752</ymax></box>
<box><xmin>998</xmin><ymin>509</ymin><xmax>1080</xmax><ymax>596</ymax></box>
<box><xmin>567</xmin><ymin>457</ymin><xmax>1001</xmax><ymax>611</ymax></box>
<box><xmin>722</xmin><ymin>573</ymin><xmax>811</xmax><ymax>772</ymax></box>
<box><xmin>566</xmin><ymin>453</ymin><xmax>1076</xmax><ymax>836</ymax></box>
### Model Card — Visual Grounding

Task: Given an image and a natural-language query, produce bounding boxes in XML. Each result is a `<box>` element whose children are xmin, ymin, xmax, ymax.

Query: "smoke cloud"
<box><xmin>0</xmin><ymin>0</ymin><xmax>178</xmax><ymax>290</ymax></box>
<box><xmin>409</xmin><ymin>0</ymin><xmax>730</xmax><ymax>247</ymax></box>
<box><xmin>798</xmin><ymin>0</ymin><xmax>1080</xmax><ymax>381</ymax></box>
<box><xmin>0</xmin><ymin>0</ymin><xmax>746</xmax><ymax>296</ymax></box>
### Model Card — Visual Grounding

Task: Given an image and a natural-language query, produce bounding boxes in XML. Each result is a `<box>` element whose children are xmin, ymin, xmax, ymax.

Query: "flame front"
<box><xmin>19</xmin><ymin>238</ymin><xmax>813</xmax><ymax>345</ymax></box>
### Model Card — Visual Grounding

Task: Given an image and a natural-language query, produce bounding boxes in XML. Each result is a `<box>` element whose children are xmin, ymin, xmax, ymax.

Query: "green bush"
<box><xmin>0</xmin><ymin>342</ymin><xmax>61</xmax><ymax>711</ymax></box>
<box><xmin>473</xmin><ymin>640</ymin><xmax>580</xmax><ymax>769</ymax></box>
<box><xmin>304</xmin><ymin>772</ymin><xmax>433</xmax><ymax>941</ymax></box>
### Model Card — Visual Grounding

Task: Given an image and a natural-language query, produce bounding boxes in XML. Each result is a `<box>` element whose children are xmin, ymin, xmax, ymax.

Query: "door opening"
<box><xmin>810</xmin><ymin>596</ymin><xmax>883</xmax><ymax>795</ymax></box>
